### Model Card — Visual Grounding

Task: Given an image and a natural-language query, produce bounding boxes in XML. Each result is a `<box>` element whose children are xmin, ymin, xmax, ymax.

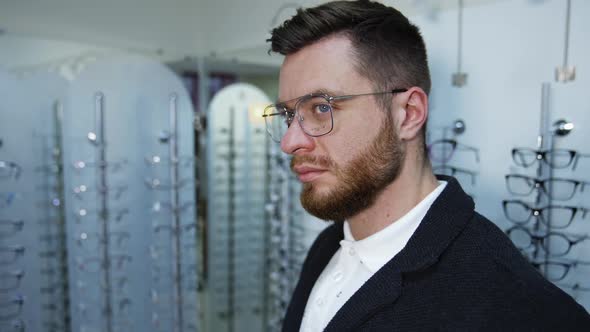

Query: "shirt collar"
<box><xmin>339</xmin><ymin>181</ymin><xmax>447</xmax><ymax>273</ymax></box>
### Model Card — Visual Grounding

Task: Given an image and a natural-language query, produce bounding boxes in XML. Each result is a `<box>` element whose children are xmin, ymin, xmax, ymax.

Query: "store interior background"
<box><xmin>1</xmin><ymin>0</ymin><xmax>589</xmax><ymax>331</ymax></box>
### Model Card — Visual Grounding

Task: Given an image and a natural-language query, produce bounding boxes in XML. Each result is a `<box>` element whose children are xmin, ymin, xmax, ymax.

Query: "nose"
<box><xmin>280</xmin><ymin>118</ymin><xmax>315</xmax><ymax>155</ymax></box>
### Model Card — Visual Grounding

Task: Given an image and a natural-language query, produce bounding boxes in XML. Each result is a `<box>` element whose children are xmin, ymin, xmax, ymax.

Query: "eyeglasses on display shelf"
<box><xmin>0</xmin><ymin>270</ymin><xmax>24</xmax><ymax>292</ymax></box>
<box><xmin>511</xmin><ymin>148</ymin><xmax>590</xmax><ymax>170</ymax></box>
<box><xmin>502</xmin><ymin>200</ymin><xmax>588</xmax><ymax>229</ymax></box>
<box><xmin>503</xmin><ymin>113</ymin><xmax>590</xmax><ymax>297</ymax></box>
<box><xmin>35</xmin><ymin>103</ymin><xmax>70</xmax><ymax>332</ymax></box>
<box><xmin>0</xmin><ymin>295</ymin><xmax>24</xmax><ymax>322</ymax></box>
<box><xmin>75</xmin><ymin>230</ymin><xmax>130</xmax><ymax>253</ymax></box>
<box><xmin>505</xmin><ymin>174</ymin><xmax>587</xmax><ymax>201</ymax></box>
<box><xmin>0</xmin><ymin>219</ymin><xmax>24</xmax><ymax>238</ymax></box>
<box><xmin>530</xmin><ymin>259</ymin><xmax>590</xmax><ymax>282</ymax></box>
<box><xmin>143</xmin><ymin>93</ymin><xmax>200</xmax><ymax>332</ymax></box>
<box><xmin>0</xmin><ymin>160</ymin><xmax>22</xmax><ymax>180</ymax></box>
<box><xmin>73</xmin><ymin>207</ymin><xmax>130</xmax><ymax>224</ymax></box>
<box><xmin>76</xmin><ymin>254</ymin><xmax>133</xmax><ymax>274</ymax></box>
<box><xmin>505</xmin><ymin>225</ymin><xmax>589</xmax><ymax>257</ymax></box>
<box><xmin>145</xmin><ymin>154</ymin><xmax>197</xmax><ymax>168</ymax></box>
<box><xmin>428</xmin><ymin>139</ymin><xmax>480</xmax><ymax>164</ymax></box>
<box><xmin>427</xmin><ymin>120</ymin><xmax>479</xmax><ymax>197</ymax></box>
<box><xmin>145</xmin><ymin>177</ymin><xmax>195</xmax><ymax>191</ymax></box>
<box><xmin>72</xmin><ymin>184</ymin><xmax>128</xmax><ymax>200</ymax></box>
<box><xmin>0</xmin><ymin>246</ymin><xmax>25</xmax><ymax>265</ymax></box>
<box><xmin>263</xmin><ymin>141</ymin><xmax>311</xmax><ymax>331</ymax></box>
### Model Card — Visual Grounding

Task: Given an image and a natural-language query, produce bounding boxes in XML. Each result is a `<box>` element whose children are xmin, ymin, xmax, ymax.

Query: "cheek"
<box><xmin>321</xmin><ymin>114</ymin><xmax>377</xmax><ymax>165</ymax></box>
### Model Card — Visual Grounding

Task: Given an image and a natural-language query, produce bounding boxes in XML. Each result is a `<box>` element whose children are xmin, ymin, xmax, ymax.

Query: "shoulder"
<box><xmin>441</xmin><ymin>212</ymin><xmax>590</xmax><ymax>326</ymax></box>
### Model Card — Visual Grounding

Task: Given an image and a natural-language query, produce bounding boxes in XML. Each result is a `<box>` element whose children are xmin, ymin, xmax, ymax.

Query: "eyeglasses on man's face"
<box><xmin>262</xmin><ymin>89</ymin><xmax>408</xmax><ymax>143</ymax></box>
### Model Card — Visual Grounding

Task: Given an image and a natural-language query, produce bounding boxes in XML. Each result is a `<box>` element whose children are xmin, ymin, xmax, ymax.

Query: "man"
<box><xmin>263</xmin><ymin>0</ymin><xmax>590</xmax><ymax>331</ymax></box>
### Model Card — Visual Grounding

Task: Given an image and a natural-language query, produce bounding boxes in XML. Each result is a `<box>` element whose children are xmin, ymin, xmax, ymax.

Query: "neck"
<box><xmin>347</xmin><ymin>153</ymin><xmax>438</xmax><ymax>240</ymax></box>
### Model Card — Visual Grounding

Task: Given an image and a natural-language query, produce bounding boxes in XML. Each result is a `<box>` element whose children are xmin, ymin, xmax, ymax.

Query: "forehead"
<box><xmin>278</xmin><ymin>35</ymin><xmax>369</xmax><ymax>103</ymax></box>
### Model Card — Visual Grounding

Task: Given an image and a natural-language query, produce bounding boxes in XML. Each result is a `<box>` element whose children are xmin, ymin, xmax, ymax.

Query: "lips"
<box><xmin>293</xmin><ymin>165</ymin><xmax>327</xmax><ymax>183</ymax></box>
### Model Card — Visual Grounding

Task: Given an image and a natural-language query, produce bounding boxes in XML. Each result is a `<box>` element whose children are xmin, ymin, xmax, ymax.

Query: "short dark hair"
<box><xmin>268</xmin><ymin>0</ymin><xmax>431</xmax><ymax>155</ymax></box>
<box><xmin>268</xmin><ymin>0</ymin><xmax>431</xmax><ymax>99</ymax></box>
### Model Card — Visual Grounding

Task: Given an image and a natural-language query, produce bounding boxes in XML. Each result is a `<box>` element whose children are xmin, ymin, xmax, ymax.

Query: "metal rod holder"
<box><xmin>93</xmin><ymin>92</ymin><xmax>113</xmax><ymax>332</ymax></box>
<box><xmin>168</xmin><ymin>93</ymin><xmax>185</xmax><ymax>332</ymax></box>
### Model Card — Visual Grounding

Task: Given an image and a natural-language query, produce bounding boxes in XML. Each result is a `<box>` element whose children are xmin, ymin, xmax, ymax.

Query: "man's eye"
<box><xmin>314</xmin><ymin>104</ymin><xmax>332</xmax><ymax>114</ymax></box>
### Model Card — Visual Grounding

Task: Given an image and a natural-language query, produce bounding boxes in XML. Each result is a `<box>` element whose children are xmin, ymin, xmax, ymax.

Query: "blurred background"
<box><xmin>0</xmin><ymin>0</ymin><xmax>588</xmax><ymax>331</ymax></box>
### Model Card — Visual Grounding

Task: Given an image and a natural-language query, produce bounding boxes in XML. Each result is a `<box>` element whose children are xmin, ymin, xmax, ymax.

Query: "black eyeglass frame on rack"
<box><xmin>512</xmin><ymin>147</ymin><xmax>590</xmax><ymax>170</ymax></box>
<box><xmin>505</xmin><ymin>225</ymin><xmax>589</xmax><ymax>257</ymax></box>
<box><xmin>502</xmin><ymin>200</ymin><xmax>588</xmax><ymax>229</ymax></box>
<box><xmin>505</xmin><ymin>174</ymin><xmax>588</xmax><ymax>201</ymax></box>
<box><xmin>427</xmin><ymin>138</ymin><xmax>480</xmax><ymax>163</ymax></box>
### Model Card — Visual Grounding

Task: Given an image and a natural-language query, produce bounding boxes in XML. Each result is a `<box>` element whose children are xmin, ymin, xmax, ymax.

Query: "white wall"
<box><xmin>412</xmin><ymin>0</ymin><xmax>590</xmax><ymax>309</ymax></box>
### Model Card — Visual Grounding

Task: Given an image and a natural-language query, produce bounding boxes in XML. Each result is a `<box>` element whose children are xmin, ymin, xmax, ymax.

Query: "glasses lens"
<box><xmin>503</xmin><ymin>201</ymin><xmax>531</xmax><ymax>224</ymax></box>
<box><xmin>264</xmin><ymin>106</ymin><xmax>289</xmax><ymax>142</ymax></box>
<box><xmin>429</xmin><ymin>141</ymin><xmax>455</xmax><ymax>162</ymax></box>
<box><xmin>297</xmin><ymin>96</ymin><xmax>333</xmax><ymax>137</ymax></box>
<box><xmin>507</xmin><ymin>227</ymin><xmax>533</xmax><ymax>250</ymax></box>
<box><xmin>512</xmin><ymin>149</ymin><xmax>537</xmax><ymax>167</ymax></box>
<box><xmin>541</xmin><ymin>262</ymin><xmax>569</xmax><ymax>281</ymax></box>
<box><xmin>543</xmin><ymin>233</ymin><xmax>571</xmax><ymax>256</ymax></box>
<box><xmin>546</xmin><ymin>179</ymin><xmax>577</xmax><ymax>201</ymax></box>
<box><xmin>545</xmin><ymin>150</ymin><xmax>574</xmax><ymax>169</ymax></box>
<box><xmin>545</xmin><ymin>206</ymin><xmax>576</xmax><ymax>229</ymax></box>
<box><xmin>506</xmin><ymin>175</ymin><xmax>535</xmax><ymax>196</ymax></box>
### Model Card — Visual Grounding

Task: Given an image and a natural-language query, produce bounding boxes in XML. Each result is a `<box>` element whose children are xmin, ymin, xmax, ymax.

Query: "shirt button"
<box><xmin>348</xmin><ymin>247</ymin><xmax>355</xmax><ymax>256</ymax></box>
<box><xmin>333</xmin><ymin>271</ymin><xmax>343</xmax><ymax>282</ymax></box>
<box><xmin>316</xmin><ymin>297</ymin><xmax>324</xmax><ymax>306</ymax></box>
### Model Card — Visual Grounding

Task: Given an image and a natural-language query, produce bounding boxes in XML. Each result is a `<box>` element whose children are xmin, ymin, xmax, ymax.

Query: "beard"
<box><xmin>291</xmin><ymin>112</ymin><xmax>405</xmax><ymax>222</ymax></box>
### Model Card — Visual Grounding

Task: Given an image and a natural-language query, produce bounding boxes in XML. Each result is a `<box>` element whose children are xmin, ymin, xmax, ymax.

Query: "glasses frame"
<box><xmin>0</xmin><ymin>270</ymin><xmax>24</xmax><ymax>292</ymax></box>
<box><xmin>262</xmin><ymin>88</ymin><xmax>408</xmax><ymax>142</ymax></box>
<box><xmin>0</xmin><ymin>219</ymin><xmax>24</xmax><ymax>238</ymax></box>
<box><xmin>506</xmin><ymin>225</ymin><xmax>589</xmax><ymax>257</ymax></box>
<box><xmin>0</xmin><ymin>245</ymin><xmax>25</xmax><ymax>265</ymax></box>
<box><xmin>428</xmin><ymin>139</ymin><xmax>480</xmax><ymax>163</ymax></box>
<box><xmin>502</xmin><ymin>200</ymin><xmax>588</xmax><ymax>229</ymax></box>
<box><xmin>0</xmin><ymin>161</ymin><xmax>22</xmax><ymax>180</ymax></box>
<box><xmin>511</xmin><ymin>148</ymin><xmax>589</xmax><ymax>170</ymax></box>
<box><xmin>530</xmin><ymin>260</ymin><xmax>590</xmax><ymax>281</ymax></box>
<box><xmin>505</xmin><ymin>174</ymin><xmax>587</xmax><ymax>201</ymax></box>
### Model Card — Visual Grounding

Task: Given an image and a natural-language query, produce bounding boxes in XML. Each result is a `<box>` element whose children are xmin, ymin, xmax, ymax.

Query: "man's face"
<box><xmin>278</xmin><ymin>35</ymin><xmax>406</xmax><ymax>221</ymax></box>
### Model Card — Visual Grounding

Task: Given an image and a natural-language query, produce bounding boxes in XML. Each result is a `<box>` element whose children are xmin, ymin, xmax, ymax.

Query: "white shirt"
<box><xmin>299</xmin><ymin>181</ymin><xmax>447</xmax><ymax>332</ymax></box>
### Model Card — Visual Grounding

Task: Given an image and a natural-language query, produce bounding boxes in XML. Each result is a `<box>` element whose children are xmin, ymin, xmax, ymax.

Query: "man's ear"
<box><xmin>396</xmin><ymin>87</ymin><xmax>428</xmax><ymax>141</ymax></box>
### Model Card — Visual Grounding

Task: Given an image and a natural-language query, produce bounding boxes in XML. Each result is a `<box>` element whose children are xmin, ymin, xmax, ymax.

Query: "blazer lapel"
<box><xmin>282</xmin><ymin>224</ymin><xmax>344</xmax><ymax>332</ymax></box>
<box><xmin>324</xmin><ymin>264</ymin><xmax>403</xmax><ymax>331</ymax></box>
<box><xmin>324</xmin><ymin>176</ymin><xmax>475</xmax><ymax>331</ymax></box>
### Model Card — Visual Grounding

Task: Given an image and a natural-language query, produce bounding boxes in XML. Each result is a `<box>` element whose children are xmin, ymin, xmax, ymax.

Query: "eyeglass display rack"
<box><xmin>205</xmin><ymin>83</ymin><xmax>270</xmax><ymax>332</ymax></box>
<box><xmin>428</xmin><ymin>119</ymin><xmax>480</xmax><ymax>195</ymax></box>
<box><xmin>1</xmin><ymin>57</ymin><xmax>200</xmax><ymax>332</ymax></box>
<box><xmin>264</xmin><ymin>142</ymin><xmax>307</xmax><ymax>332</ymax></box>
<box><xmin>145</xmin><ymin>93</ymin><xmax>200</xmax><ymax>332</ymax></box>
<box><xmin>503</xmin><ymin>83</ymin><xmax>590</xmax><ymax>303</ymax></box>
<box><xmin>60</xmin><ymin>55</ymin><xmax>200</xmax><ymax>332</ymax></box>
<box><xmin>35</xmin><ymin>100</ymin><xmax>70</xmax><ymax>332</ymax></box>
<box><xmin>1</xmin><ymin>71</ymin><xmax>71</xmax><ymax>332</ymax></box>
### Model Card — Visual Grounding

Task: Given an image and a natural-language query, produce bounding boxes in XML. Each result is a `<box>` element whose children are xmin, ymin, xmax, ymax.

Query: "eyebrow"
<box><xmin>275</xmin><ymin>88</ymin><xmax>346</xmax><ymax>105</ymax></box>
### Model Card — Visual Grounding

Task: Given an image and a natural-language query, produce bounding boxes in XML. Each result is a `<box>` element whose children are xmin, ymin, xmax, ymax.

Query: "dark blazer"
<box><xmin>283</xmin><ymin>176</ymin><xmax>590</xmax><ymax>331</ymax></box>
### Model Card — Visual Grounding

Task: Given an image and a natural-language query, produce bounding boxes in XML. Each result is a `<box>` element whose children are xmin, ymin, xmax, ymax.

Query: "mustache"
<box><xmin>290</xmin><ymin>155</ymin><xmax>335</xmax><ymax>171</ymax></box>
